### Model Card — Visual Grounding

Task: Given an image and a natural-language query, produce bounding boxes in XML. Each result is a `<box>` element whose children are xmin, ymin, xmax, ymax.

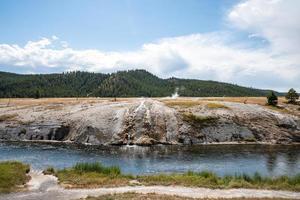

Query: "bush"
<box><xmin>43</xmin><ymin>167</ymin><xmax>55</xmax><ymax>175</ymax></box>
<box><xmin>34</xmin><ymin>89</ymin><xmax>41</xmax><ymax>99</ymax></box>
<box><xmin>267</xmin><ymin>91</ymin><xmax>278</xmax><ymax>106</ymax></box>
<box><xmin>285</xmin><ymin>88</ymin><xmax>299</xmax><ymax>104</ymax></box>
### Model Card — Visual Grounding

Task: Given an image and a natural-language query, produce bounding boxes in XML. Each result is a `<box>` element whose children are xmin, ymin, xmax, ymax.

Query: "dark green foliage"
<box><xmin>267</xmin><ymin>91</ymin><xmax>278</xmax><ymax>106</ymax></box>
<box><xmin>0</xmin><ymin>69</ymin><xmax>273</xmax><ymax>97</ymax></box>
<box><xmin>34</xmin><ymin>89</ymin><xmax>41</xmax><ymax>99</ymax></box>
<box><xmin>43</xmin><ymin>167</ymin><xmax>55</xmax><ymax>175</ymax></box>
<box><xmin>285</xmin><ymin>88</ymin><xmax>299</xmax><ymax>104</ymax></box>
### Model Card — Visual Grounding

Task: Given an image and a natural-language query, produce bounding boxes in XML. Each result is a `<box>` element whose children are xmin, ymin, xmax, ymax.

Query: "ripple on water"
<box><xmin>0</xmin><ymin>142</ymin><xmax>299</xmax><ymax>176</ymax></box>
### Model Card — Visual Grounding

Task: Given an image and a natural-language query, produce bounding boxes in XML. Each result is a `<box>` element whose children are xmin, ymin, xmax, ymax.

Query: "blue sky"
<box><xmin>0</xmin><ymin>0</ymin><xmax>299</xmax><ymax>91</ymax></box>
<box><xmin>0</xmin><ymin>0</ymin><xmax>238</xmax><ymax>50</ymax></box>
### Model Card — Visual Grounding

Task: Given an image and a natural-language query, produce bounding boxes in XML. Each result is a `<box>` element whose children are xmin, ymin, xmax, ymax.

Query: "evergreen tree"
<box><xmin>267</xmin><ymin>91</ymin><xmax>278</xmax><ymax>106</ymax></box>
<box><xmin>285</xmin><ymin>88</ymin><xmax>299</xmax><ymax>104</ymax></box>
<box><xmin>35</xmin><ymin>89</ymin><xmax>41</xmax><ymax>99</ymax></box>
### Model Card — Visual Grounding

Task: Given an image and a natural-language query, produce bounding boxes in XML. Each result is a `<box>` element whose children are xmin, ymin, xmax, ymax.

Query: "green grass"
<box><xmin>0</xmin><ymin>161</ymin><xmax>30</xmax><ymax>193</ymax></box>
<box><xmin>54</xmin><ymin>162</ymin><xmax>300</xmax><ymax>191</ymax></box>
<box><xmin>55</xmin><ymin>162</ymin><xmax>132</xmax><ymax>188</ymax></box>
<box><xmin>73</xmin><ymin>162</ymin><xmax>121</xmax><ymax>175</ymax></box>
<box><xmin>137</xmin><ymin>171</ymin><xmax>300</xmax><ymax>191</ymax></box>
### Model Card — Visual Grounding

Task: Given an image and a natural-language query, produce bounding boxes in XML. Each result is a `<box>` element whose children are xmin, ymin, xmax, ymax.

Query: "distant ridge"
<box><xmin>0</xmin><ymin>69</ymin><xmax>274</xmax><ymax>98</ymax></box>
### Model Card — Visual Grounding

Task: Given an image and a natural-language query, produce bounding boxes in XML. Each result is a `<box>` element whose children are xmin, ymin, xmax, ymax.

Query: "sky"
<box><xmin>0</xmin><ymin>0</ymin><xmax>299</xmax><ymax>91</ymax></box>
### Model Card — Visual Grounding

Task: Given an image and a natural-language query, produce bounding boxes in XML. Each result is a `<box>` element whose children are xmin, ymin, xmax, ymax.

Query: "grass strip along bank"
<box><xmin>46</xmin><ymin>162</ymin><xmax>300</xmax><ymax>191</ymax></box>
<box><xmin>48</xmin><ymin>162</ymin><xmax>133</xmax><ymax>188</ymax></box>
<box><xmin>0</xmin><ymin>161</ymin><xmax>30</xmax><ymax>193</ymax></box>
<box><xmin>82</xmin><ymin>192</ymin><xmax>292</xmax><ymax>200</ymax></box>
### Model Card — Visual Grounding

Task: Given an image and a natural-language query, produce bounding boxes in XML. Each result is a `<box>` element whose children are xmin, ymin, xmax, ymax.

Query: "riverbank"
<box><xmin>0</xmin><ymin>97</ymin><xmax>299</xmax><ymax>146</ymax></box>
<box><xmin>2</xmin><ymin>161</ymin><xmax>300</xmax><ymax>193</ymax></box>
<box><xmin>0</xmin><ymin>161</ymin><xmax>30</xmax><ymax>193</ymax></box>
<box><xmin>81</xmin><ymin>192</ymin><xmax>297</xmax><ymax>200</ymax></box>
<box><xmin>1</xmin><ymin>169</ymin><xmax>300</xmax><ymax>200</ymax></box>
<box><xmin>46</xmin><ymin>162</ymin><xmax>300</xmax><ymax>192</ymax></box>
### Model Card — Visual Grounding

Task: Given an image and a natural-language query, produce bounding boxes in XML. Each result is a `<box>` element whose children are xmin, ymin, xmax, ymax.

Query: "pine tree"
<box><xmin>267</xmin><ymin>91</ymin><xmax>278</xmax><ymax>106</ymax></box>
<box><xmin>35</xmin><ymin>89</ymin><xmax>41</xmax><ymax>99</ymax></box>
<box><xmin>285</xmin><ymin>88</ymin><xmax>299</xmax><ymax>104</ymax></box>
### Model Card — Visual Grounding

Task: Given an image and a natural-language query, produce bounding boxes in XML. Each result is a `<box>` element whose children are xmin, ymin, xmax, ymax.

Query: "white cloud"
<box><xmin>0</xmin><ymin>0</ymin><xmax>299</xmax><ymax>91</ymax></box>
<box><xmin>228</xmin><ymin>0</ymin><xmax>300</xmax><ymax>54</ymax></box>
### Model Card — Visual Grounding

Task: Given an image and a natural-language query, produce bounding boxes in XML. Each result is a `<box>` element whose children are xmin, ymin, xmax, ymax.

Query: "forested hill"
<box><xmin>0</xmin><ymin>69</ymin><xmax>272</xmax><ymax>98</ymax></box>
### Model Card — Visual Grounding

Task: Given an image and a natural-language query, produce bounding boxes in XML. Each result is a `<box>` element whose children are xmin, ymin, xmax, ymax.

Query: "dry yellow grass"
<box><xmin>197</xmin><ymin>97</ymin><xmax>286</xmax><ymax>106</ymax></box>
<box><xmin>206</xmin><ymin>103</ymin><xmax>229</xmax><ymax>109</ymax></box>
<box><xmin>0</xmin><ymin>97</ymin><xmax>286</xmax><ymax>107</ymax></box>
<box><xmin>163</xmin><ymin>100</ymin><xmax>203</xmax><ymax>108</ymax></box>
<box><xmin>161</xmin><ymin>97</ymin><xmax>279</xmax><ymax>108</ymax></box>
<box><xmin>0</xmin><ymin>113</ymin><xmax>18</xmax><ymax>122</ymax></box>
<box><xmin>0</xmin><ymin>98</ymin><xmax>132</xmax><ymax>108</ymax></box>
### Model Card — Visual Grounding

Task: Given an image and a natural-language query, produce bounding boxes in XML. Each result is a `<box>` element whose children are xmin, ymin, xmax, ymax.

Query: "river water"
<box><xmin>0</xmin><ymin>142</ymin><xmax>299</xmax><ymax>176</ymax></box>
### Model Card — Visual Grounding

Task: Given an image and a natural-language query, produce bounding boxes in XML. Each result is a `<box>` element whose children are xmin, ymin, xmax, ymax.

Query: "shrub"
<box><xmin>43</xmin><ymin>167</ymin><xmax>55</xmax><ymax>175</ymax></box>
<box><xmin>34</xmin><ymin>89</ymin><xmax>41</xmax><ymax>99</ymax></box>
<box><xmin>267</xmin><ymin>91</ymin><xmax>278</xmax><ymax>106</ymax></box>
<box><xmin>285</xmin><ymin>88</ymin><xmax>299</xmax><ymax>104</ymax></box>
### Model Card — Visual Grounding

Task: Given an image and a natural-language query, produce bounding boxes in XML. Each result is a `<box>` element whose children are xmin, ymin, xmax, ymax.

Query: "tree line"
<box><xmin>0</xmin><ymin>69</ymin><xmax>277</xmax><ymax>98</ymax></box>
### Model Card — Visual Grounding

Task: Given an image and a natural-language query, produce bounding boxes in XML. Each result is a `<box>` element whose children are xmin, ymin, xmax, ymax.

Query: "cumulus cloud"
<box><xmin>228</xmin><ymin>0</ymin><xmax>300</xmax><ymax>54</ymax></box>
<box><xmin>0</xmin><ymin>0</ymin><xmax>299</xmax><ymax>91</ymax></box>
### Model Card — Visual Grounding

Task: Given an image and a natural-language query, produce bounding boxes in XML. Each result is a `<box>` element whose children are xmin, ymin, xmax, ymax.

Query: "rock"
<box><xmin>0</xmin><ymin>99</ymin><xmax>299</xmax><ymax>145</ymax></box>
<box><xmin>134</xmin><ymin>135</ymin><xmax>157</xmax><ymax>146</ymax></box>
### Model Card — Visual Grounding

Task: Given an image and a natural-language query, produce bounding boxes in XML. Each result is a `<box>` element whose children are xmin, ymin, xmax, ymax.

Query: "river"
<box><xmin>0</xmin><ymin>142</ymin><xmax>299</xmax><ymax>176</ymax></box>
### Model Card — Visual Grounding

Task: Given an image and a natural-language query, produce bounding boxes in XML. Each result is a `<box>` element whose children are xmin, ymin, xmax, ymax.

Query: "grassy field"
<box><xmin>0</xmin><ymin>97</ymin><xmax>286</xmax><ymax>106</ymax></box>
<box><xmin>0</xmin><ymin>161</ymin><xmax>30</xmax><ymax>193</ymax></box>
<box><xmin>161</xmin><ymin>97</ymin><xmax>287</xmax><ymax>107</ymax></box>
<box><xmin>51</xmin><ymin>162</ymin><xmax>300</xmax><ymax>191</ymax></box>
<box><xmin>82</xmin><ymin>193</ymin><xmax>291</xmax><ymax>200</ymax></box>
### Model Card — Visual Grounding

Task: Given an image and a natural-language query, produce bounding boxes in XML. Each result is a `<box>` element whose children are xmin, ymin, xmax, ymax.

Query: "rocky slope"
<box><xmin>0</xmin><ymin>98</ymin><xmax>299</xmax><ymax>145</ymax></box>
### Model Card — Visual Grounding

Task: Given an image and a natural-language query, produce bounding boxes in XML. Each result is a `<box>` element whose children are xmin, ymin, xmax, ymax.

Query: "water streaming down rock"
<box><xmin>114</xmin><ymin>99</ymin><xmax>180</xmax><ymax>145</ymax></box>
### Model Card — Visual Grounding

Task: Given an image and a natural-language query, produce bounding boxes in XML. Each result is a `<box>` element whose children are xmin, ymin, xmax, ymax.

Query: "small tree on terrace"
<box><xmin>34</xmin><ymin>89</ymin><xmax>41</xmax><ymax>99</ymax></box>
<box><xmin>285</xmin><ymin>88</ymin><xmax>299</xmax><ymax>104</ymax></box>
<box><xmin>267</xmin><ymin>91</ymin><xmax>278</xmax><ymax>106</ymax></box>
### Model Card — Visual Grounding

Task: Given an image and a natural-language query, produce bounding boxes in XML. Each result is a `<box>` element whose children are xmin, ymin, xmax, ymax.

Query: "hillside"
<box><xmin>0</xmin><ymin>69</ymin><xmax>271</xmax><ymax>97</ymax></box>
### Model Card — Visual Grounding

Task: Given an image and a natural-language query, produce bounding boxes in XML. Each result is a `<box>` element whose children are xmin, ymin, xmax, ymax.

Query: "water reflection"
<box><xmin>0</xmin><ymin>142</ymin><xmax>299</xmax><ymax>176</ymax></box>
